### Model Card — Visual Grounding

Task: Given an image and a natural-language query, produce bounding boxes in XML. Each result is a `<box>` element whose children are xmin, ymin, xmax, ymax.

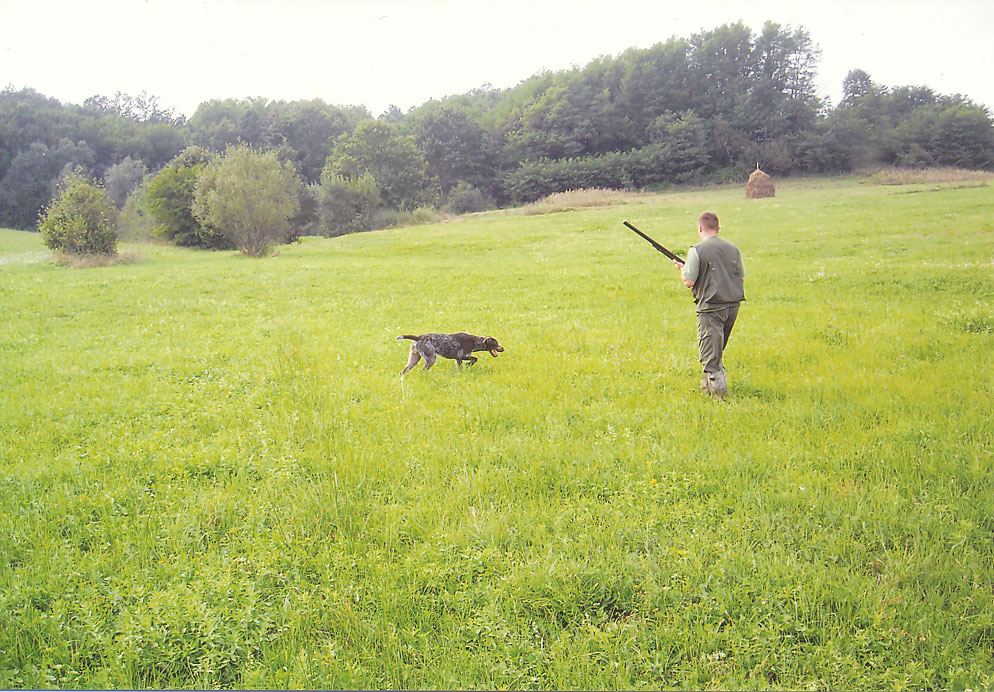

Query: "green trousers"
<box><xmin>696</xmin><ymin>305</ymin><xmax>740</xmax><ymax>376</ymax></box>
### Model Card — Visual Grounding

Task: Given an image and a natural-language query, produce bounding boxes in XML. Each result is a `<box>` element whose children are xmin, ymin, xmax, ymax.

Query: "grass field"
<box><xmin>1</xmin><ymin>176</ymin><xmax>993</xmax><ymax>689</ymax></box>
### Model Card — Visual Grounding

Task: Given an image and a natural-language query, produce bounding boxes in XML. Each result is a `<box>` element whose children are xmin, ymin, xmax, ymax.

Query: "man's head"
<box><xmin>698</xmin><ymin>212</ymin><xmax>720</xmax><ymax>237</ymax></box>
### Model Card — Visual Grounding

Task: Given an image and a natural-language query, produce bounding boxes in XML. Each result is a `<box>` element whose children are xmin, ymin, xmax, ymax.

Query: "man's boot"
<box><xmin>709</xmin><ymin>371</ymin><xmax>728</xmax><ymax>400</ymax></box>
<box><xmin>700</xmin><ymin>372</ymin><xmax>711</xmax><ymax>393</ymax></box>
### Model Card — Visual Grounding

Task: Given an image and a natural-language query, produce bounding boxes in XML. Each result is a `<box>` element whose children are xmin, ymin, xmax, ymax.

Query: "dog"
<box><xmin>396</xmin><ymin>333</ymin><xmax>504</xmax><ymax>374</ymax></box>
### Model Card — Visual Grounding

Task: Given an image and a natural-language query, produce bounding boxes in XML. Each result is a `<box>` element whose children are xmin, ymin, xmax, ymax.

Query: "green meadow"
<box><xmin>1</xmin><ymin>177</ymin><xmax>992</xmax><ymax>689</ymax></box>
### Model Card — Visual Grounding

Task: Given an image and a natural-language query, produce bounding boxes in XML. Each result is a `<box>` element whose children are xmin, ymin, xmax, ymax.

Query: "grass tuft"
<box><xmin>53</xmin><ymin>251</ymin><xmax>146</xmax><ymax>267</ymax></box>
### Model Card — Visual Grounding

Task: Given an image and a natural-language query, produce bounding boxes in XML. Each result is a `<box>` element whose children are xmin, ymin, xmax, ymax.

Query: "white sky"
<box><xmin>2</xmin><ymin>0</ymin><xmax>992</xmax><ymax>118</ymax></box>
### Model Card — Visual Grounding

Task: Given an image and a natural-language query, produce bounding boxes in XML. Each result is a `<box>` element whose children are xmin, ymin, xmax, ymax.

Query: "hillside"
<box><xmin>1</xmin><ymin>176</ymin><xmax>993</xmax><ymax>689</ymax></box>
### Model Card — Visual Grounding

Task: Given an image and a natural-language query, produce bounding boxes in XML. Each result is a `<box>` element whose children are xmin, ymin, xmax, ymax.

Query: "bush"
<box><xmin>38</xmin><ymin>173</ymin><xmax>118</xmax><ymax>256</ymax></box>
<box><xmin>369</xmin><ymin>205</ymin><xmax>441</xmax><ymax>230</ymax></box>
<box><xmin>741</xmin><ymin>137</ymin><xmax>795</xmax><ymax>177</ymax></box>
<box><xmin>192</xmin><ymin>144</ymin><xmax>302</xmax><ymax>257</ymax></box>
<box><xmin>500</xmin><ymin>133</ymin><xmax>717</xmax><ymax>206</ymax></box>
<box><xmin>444</xmin><ymin>182</ymin><xmax>492</xmax><ymax>215</ymax></box>
<box><xmin>318</xmin><ymin>173</ymin><xmax>381</xmax><ymax>236</ymax></box>
<box><xmin>896</xmin><ymin>104</ymin><xmax>994</xmax><ymax>170</ymax></box>
<box><xmin>103</xmin><ymin>156</ymin><xmax>148</xmax><ymax>208</ymax></box>
<box><xmin>117</xmin><ymin>181</ymin><xmax>159</xmax><ymax>242</ymax></box>
<box><xmin>146</xmin><ymin>147</ymin><xmax>230</xmax><ymax>250</ymax></box>
<box><xmin>407</xmin><ymin>205</ymin><xmax>441</xmax><ymax>225</ymax></box>
<box><xmin>289</xmin><ymin>184</ymin><xmax>321</xmax><ymax>238</ymax></box>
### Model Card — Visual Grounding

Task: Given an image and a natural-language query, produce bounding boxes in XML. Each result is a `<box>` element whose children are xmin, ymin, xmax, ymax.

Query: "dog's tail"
<box><xmin>395</xmin><ymin>334</ymin><xmax>419</xmax><ymax>341</ymax></box>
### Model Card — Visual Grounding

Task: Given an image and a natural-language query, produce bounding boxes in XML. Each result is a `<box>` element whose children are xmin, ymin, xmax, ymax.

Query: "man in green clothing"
<box><xmin>673</xmin><ymin>212</ymin><xmax>745</xmax><ymax>399</ymax></box>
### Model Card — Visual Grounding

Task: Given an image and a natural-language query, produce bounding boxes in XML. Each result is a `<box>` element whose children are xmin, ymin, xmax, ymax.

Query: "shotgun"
<box><xmin>623</xmin><ymin>221</ymin><xmax>684</xmax><ymax>263</ymax></box>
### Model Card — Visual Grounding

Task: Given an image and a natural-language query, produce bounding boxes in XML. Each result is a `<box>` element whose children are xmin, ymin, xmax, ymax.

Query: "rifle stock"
<box><xmin>622</xmin><ymin>221</ymin><xmax>684</xmax><ymax>263</ymax></box>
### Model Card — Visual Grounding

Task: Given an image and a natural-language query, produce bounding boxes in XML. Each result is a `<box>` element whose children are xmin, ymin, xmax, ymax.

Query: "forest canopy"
<box><xmin>2</xmin><ymin>20</ymin><xmax>991</xmax><ymax>232</ymax></box>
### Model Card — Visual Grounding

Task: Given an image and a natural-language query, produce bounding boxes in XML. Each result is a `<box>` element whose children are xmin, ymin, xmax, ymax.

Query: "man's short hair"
<box><xmin>698</xmin><ymin>212</ymin><xmax>720</xmax><ymax>232</ymax></box>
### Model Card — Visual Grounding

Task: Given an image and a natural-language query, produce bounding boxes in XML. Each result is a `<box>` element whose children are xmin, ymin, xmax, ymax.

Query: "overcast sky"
<box><xmin>2</xmin><ymin>0</ymin><xmax>992</xmax><ymax>118</ymax></box>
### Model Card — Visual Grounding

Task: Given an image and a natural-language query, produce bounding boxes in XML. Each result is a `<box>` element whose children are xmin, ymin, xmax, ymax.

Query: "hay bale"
<box><xmin>746</xmin><ymin>168</ymin><xmax>775</xmax><ymax>198</ymax></box>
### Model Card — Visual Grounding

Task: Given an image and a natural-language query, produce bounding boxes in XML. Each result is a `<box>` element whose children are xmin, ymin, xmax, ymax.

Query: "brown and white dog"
<box><xmin>396</xmin><ymin>333</ymin><xmax>504</xmax><ymax>374</ymax></box>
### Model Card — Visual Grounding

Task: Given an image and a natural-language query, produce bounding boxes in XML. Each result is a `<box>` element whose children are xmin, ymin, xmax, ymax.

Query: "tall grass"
<box><xmin>521</xmin><ymin>188</ymin><xmax>651</xmax><ymax>214</ymax></box>
<box><xmin>862</xmin><ymin>166</ymin><xmax>993</xmax><ymax>186</ymax></box>
<box><xmin>1</xmin><ymin>177</ymin><xmax>992</xmax><ymax>689</ymax></box>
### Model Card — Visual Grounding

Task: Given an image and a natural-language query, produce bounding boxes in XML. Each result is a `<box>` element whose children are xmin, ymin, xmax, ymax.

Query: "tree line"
<box><xmin>4</xmin><ymin>20</ymin><xmax>993</xmax><ymax>245</ymax></box>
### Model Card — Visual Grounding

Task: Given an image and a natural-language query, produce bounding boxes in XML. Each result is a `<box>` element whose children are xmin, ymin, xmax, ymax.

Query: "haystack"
<box><xmin>746</xmin><ymin>167</ymin><xmax>775</xmax><ymax>198</ymax></box>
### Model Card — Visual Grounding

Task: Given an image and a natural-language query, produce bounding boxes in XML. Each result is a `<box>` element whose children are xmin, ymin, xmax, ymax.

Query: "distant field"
<box><xmin>1</xmin><ymin>176</ymin><xmax>992</xmax><ymax>689</ymax></box>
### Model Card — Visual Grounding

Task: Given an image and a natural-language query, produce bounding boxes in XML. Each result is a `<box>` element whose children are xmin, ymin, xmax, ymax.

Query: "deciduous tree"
<box><xmin>192</xmin><ymin>145</ymin><xmax>302</xmax><ymax>256</ymax></box>
<box><xmin>410</xmin><ymin>106</ymin><xmax>496</xmax><ymax>196</ymax></box>
<box><xmin>324</xmin><ymin>121</ymin><xmax>436</xmax><ymax>210</ymax></box>
<box><xmin>0</xmin><ymin>139</ymin><xmax>95</xmax><ymax>229</ymax></box>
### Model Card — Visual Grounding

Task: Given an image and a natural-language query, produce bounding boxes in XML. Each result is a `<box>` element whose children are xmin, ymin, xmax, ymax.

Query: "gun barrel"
<box><xmin>623</xmin><ymin>221</ymin><xmax>684</xmax><ymax>263</ymax></box>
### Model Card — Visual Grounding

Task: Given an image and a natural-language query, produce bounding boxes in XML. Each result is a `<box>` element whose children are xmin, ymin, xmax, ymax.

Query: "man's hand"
<box><xmin>674</xmin><ymin>258</ymin><xmax>694</xmax><ymax>287</ymax></box>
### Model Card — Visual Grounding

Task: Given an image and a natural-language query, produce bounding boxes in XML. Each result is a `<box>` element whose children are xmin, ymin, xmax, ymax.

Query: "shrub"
<box><xmin>103</xmin><ymin>156</ymin><xmax>148</xmax><ymax>208</ymax></box>
<box><xmin>38</xmin><ymin>173</ymin><xmax>118</xmax><ymax>256</ymax></box>
<box><xmin>289</xmin><ymin>183</ymin><xmax>321</xmax><ymax>238</ymax></box>
<box><xmin>896</xmin><ymin>104</ymin><xmax>994</xmax><ymax>170</ymax></box>
<box><xmin>117</xmin><ymin>181</ymin><xmax>158</xmax><ymax>242</ymax></box>
<box><xmin>146</xmin><ymin>147</ymin><xmax>230</xmax><ymax>249</ymax></box>
<box><xmin>318</xmin><ymin>172</ymin><xmax>381</xmax><ymax>236</ymax></box>
<box><xmin>444</xmin><ymin>182</ymin><xmax>492</xmax><ymax>215</ymax></box>
<box><xmin>407</xmin><ymin>205</ymin><xmax>441</xmax><ymax>225</ymax></box>
<box><xmin>742</xmin><ymin>137</ymin><xmax>795</xmax><ymax>177</ymax></box>
<box><xmin>369</xmin><ymin>205</ymin><xmax>441</xmax><ymax>230</ymax></box>
<box><xmin>192</xmin><ymin>144</ymin><xmax>302</xmax><ymax>256</ymax></box>
<box><xmin>501</xmin><ymin>139</ymin><xmax>713</xmax><ymax>206</ymax></box>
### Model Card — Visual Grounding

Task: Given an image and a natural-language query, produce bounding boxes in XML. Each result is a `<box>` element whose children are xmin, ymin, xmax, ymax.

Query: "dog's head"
<box><xmin>482</xmin><ymin>336</ymin><xmax>504</xmax><ymax>357</ymax></box>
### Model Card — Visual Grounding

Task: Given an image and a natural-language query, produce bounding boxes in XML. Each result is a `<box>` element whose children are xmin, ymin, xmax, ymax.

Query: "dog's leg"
<box><xmin>420</xmin><ymin>343</ymin><xmax>437</xmax><ymax>371</ymax></box>
<box><xmin>464</xmin><ymin>355</ymin><xmax>478</xmax><ymax>366</ymax></box>
<box><xmin>401</xmin><ymin>344</ymin><xmax>421</xmax><ymax>375</ymax></box>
